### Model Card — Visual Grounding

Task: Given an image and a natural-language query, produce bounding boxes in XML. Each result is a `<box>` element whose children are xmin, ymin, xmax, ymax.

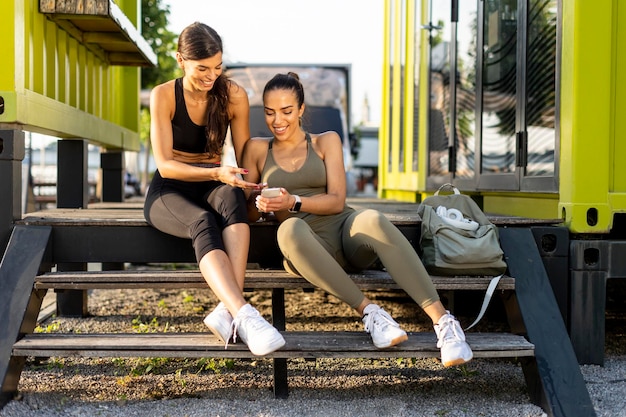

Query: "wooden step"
<box><xmin>12</xmin><ymin>331</ymin><xmax>534</xmax><ymax>359</ymax></box>
<box><xmin>34</xmin><ymin>269</ymin><xmax>515</xmax><ymax>291</ymax></box>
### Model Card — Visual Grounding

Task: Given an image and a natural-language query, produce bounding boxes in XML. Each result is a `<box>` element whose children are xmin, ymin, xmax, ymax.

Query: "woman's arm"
<box><xmin>149</xmin><ymin>81</ymin><xmax>257</xmax><ymax>188</ymax></box>
<box><xmin>227</xmin><ymin>81</ymin><xmax>251</xmax><ymax>166</ymax></box>
<box><xmin>241</xmin><ymin>138</ymin><xmax>270</xmax><ymax>222</ymax></box>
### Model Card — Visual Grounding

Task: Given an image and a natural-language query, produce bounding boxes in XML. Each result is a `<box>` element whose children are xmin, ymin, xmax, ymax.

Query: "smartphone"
<box><xmin>261</xmin><ymin>187</ymin><xmax>281</xmax><ymax>198</ymax></box>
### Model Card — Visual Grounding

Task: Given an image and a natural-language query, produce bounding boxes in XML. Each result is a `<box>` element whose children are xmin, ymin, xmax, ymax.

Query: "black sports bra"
<box><xmin>171</xmin><ymin>78</ymin><xmax>207</xmax><ymax>153</ymax></box>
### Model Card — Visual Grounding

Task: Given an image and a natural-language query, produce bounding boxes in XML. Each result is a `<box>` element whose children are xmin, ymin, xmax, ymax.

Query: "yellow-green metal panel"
<box><xmin>381</xmin><ymin>0</ymin><xmax>419</xmax><ymax>200</ymax></box>
<box><xmin>32</xmin><ymin>3</ymin><xmax>45</xmax><ymax>94</ymax></box>
<box><xmin>391</xmin><ymin>0</ymin><xmax>402</xmax><ymax>176</ymax></box>
<box><xmin>120</xmin><ymin>67</ymin><xmax>140</xmax><ymax>133</ymax></box>
<box><xmin>66</xmin><ymin>33</ymin><xmax>78</xmax><ymax>108</ymax></box>
<box><xmin>378</xmin><ymin>0</ymin><xmax>427</xmax><ymax>201</ymax></box>
<box><xmin>10</xmin><ymin>90</ymin><xmax>134</xmax><ymax>148</ymax></box>
<box><xmin>0</xmin><ymin>0</ymin><xmax>144</xmax><ymax>149</ymax></box>
<box><xmin>379</xmin><ymin>0</ymin><xmax>391</xmax><ymax>198</ymax></box>
<box><xmin>615</xmin><ymin>0</ymin><xmax>626</xmax><ymax>193</ymax></box>
<box><xmin>45</xmin><ymin>18</ymin><xmax>57</xmax><ymax>100</ymax></box>
<box><xmin>559</xmin><ymin>0</ymin><xmax>615</xmax><ymax>233</ymax></box>
<box><xmin>417</xmin><ymin>0</ymin><xmax>430</xmax><ymax>192</ymax></box>
<box><xmin>0</xmin><ymin>2</ymin><xmax>16</xmax><ymax>91</ymax></box>
<box><xmin>402</xmin><ymin>0</ymin><xmax>416</xmax><ymax>179</ymax></box>
<box><xmin>57</xmin><ymin>29</ymin><xmax>67</xmax><ymax>103</ymax></box>
<box><xmin>484</xmin><ymin>194</ymin><xmax>560</xmax><ymax>220</ymax></box>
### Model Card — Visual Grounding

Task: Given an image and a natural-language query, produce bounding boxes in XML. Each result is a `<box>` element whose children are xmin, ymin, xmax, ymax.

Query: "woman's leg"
<box><xmin>204</xmin><ymin>184</ymin><xmax>250</xmax><ymax>292</ymax></box>
<box><xmin>145</xmin><ymin>179</ymin><xmax>284</xmax><ymax>355</ymax></box>
<box><xmin>145</xmin><ymin>181</ymin><xmax>246</xmax><ymax>313</ymax></box>
<box><xmin>277</xmin><ymin>217</ymin><xmax>366</xmax><ymax>309</ymax></box>
<box><xmin>198</xmin><ymin>249</ymin><xmax>246</xmax><ymax>314</ymax></box>
<box><xmin>342</xmin><ymin>209</ymin><xmax>443</xmax><ymax>319</ymax></box>
<box><xmin>278</xmin><ymin>216</ymin><xmax>408</xmax><ymax>349</ymax></box>
<box><xmin>222</xmin><ymin>223</ymin><xmax>248</xmax><ymax>291</ymax></box>
<box><xmin>343</xmin><ymin>209</ymin><xmax>472</xmax><ymax>364</ymax></box>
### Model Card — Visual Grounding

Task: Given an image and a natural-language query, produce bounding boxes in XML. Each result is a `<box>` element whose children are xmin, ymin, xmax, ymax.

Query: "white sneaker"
<box><xmin>203</xmin><ymin>302</ymin><xmax>233</xmax><ymax>343</ymax></box>
<box><xmin>362</xmin><ymin>304</ymin><xmax>408</xmax><ymax>348</ymax></box>
<box><xmin>434</xmin><ymin>311</ymin><xmax>474</xmax><ymax>367</ymax></box>
<box><xmin>232</xmin><ymin>304</ymin><xmax>286</xmax><ymax>356</ymax></box>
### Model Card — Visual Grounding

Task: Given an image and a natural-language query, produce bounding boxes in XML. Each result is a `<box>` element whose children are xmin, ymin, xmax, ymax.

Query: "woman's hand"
<box><xmin>254</xmin><ymin>187</ymin><xmax>293</xmax><ymax>213</ymax></box>
<box><xmin>217</xmin><ymin>166</ymin><xmax>261</xmax><ymax>189</ymax></box>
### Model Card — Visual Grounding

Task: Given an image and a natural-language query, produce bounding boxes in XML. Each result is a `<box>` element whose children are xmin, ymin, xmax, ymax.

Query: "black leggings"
<box><xmin>144</xmin><ymin>170</ymin><xmax>248</xmax><ymax>263</ymax></box>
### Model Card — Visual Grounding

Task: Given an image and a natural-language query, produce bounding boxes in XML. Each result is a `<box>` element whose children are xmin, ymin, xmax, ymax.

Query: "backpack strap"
<box><xmin>464</xmin><ymin>274</ymin><xmax>504</xmax><ymax>330</ymax></box>
<box><xmin>435</xmin><ymin>183</ymin><xmax>461</xmax><ymax>196</ymax></box>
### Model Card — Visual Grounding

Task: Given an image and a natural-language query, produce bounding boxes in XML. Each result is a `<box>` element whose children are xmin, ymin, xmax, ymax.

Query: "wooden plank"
<box><xmin>33</xmin><ymin>269</ymin><xmax>516</xmax><ymax>291</ymax></box>
<box><xmin>19</xmin><ymin>204</ymin><xmax>563</xmax><ymax>228</ymax></box>
<box><xmin>39</xmin><ymin>0</ymin><xmax>57</xmax><ymax>13</ymax></box>
<box><xmin>39</xmin><ymin>0</ymin><xmax>156</xmax><ymax>67</ymax></box>
<box><xmin>499</xmin><ymin>227</ymin><xmax>595</xmax><ymax>417</ymax></box>
<box><xmin>0</xmin><ymin>226</ymin><xmax>52</xmax><ymax>399</ymax></box>
<box><xmin>12</xmin><ymin>332</ymin><xmax>534</xmax><ymax>360</ymax></box>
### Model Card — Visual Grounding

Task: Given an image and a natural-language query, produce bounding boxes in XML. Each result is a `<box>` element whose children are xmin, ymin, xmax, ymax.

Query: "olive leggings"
<box><xmin>277</xmin><ymin>209</ymin><xmax>440</xmax><ymax>310</ymax></box>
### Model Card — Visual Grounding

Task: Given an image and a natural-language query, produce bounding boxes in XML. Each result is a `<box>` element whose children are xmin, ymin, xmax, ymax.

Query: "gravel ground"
<box><xmin>1</xmin><ymin>271</ymin><xmax>625</xmax><ymax>417</ymax></box>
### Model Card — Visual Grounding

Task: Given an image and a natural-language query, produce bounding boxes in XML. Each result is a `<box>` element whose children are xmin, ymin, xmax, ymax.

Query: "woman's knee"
<box><xmin>350</xmin><ymin>209</ymin><xmax>389</xmax><ymax>233</ymax></box>
<box><xmin>208</xmin><ymin>185</ymin><xmax>248</xmax><ymax>227</ymax></box>
<box><xmin>277</xmin><ymin>217</ymin><xmax>309</xmax><ymax>248</ymax></box>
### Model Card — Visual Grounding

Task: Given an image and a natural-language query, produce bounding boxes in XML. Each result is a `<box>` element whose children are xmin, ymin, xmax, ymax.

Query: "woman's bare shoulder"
<box><xmin>247</xmin><ymin>137</ymin><xmax>273</xmax><ymax>149</ymax></box>
<box><xmin>311</xmin><ymin>131</ymin><xmax>342</xmax><ymax>147</ymax></box>
<box><xmin>243</xmin><ymin>137</ymin><xmax>271</xmax><ymax>165</ymax></box>
<box><xmin>227</xmin><ymin>79</ymin><xmax>248</xmax><ymax>99</ymax></box>
<box><xmin>150</xmin><ymin>79</ymin><xmax>176</xmax><ymax>102</ymax></box>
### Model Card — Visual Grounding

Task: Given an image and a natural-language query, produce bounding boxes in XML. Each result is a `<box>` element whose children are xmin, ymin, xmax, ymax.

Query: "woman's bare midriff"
<box><xmin>173</xmin><ymin>149</ymin><xmax>221</xmax><ymax>165</ymax></box>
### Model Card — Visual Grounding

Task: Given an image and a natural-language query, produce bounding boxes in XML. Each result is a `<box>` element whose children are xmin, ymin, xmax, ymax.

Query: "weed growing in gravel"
<box><xmin>454</xmin><ymin>364</ymin><xmax>479</xmax><ymax>377</ymax></box>
<box><xmin>131</xmin><ymin>315</ymin><xmax>170</xmax><ymax>333</ymax></box>
<box><xmin>34</xmin><ymin>321</ymin><xmax>60</xmax><ymax>333</ymax></box>
<box><xmin>181</xmin><ymin>291</ymin><xmax>205</xmax><ymax>313</ymax></box>
<box><xmin>196</xmin><ymin>357</ymin><xmax>235</xmax><ymax>374</ymax></box>
<box><xmin>116</xmin><ymin>374</ymin><xmax>133</xmax><ymax>386</ymax></box>
<box><xmin>395</xmin><ymin>357</ymin><xmax>418</xmax><ymax>368</ymax></box>
<box><xmin>175</xmin><ymin>368</ymin><xmax>187</xmax><ymax>387</ymax></box>
<box><xmin>129</xmin><ymin>357</ymin><xmax>172</xmax><ymax>376</ymax></box>
<box><xmin>46</xmin><ymin>358</ymin><xmax>65</xmax><ymax>370</ymax></box>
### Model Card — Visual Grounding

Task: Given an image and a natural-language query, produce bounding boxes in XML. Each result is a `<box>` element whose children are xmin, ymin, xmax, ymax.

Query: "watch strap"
<box><xmin>288</xmin><ymin>195</ymin><xmax>302</xmax><ymax>213</ymax></box>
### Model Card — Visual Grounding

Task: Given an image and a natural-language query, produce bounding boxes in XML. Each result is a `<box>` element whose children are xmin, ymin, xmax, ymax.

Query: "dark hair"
<box><xmin>178</xmin><ymin>22</ymin><xmax>230</xmax><ymax>157</ymax></box>
<box><xmin>263</xmin><ymin>72</ymin><xmax>305</xmax><ymax>110</ymax></box>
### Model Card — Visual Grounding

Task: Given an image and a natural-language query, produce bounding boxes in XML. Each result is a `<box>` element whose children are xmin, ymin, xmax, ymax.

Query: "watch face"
<box><xmin>289</xmin><ymin>196</ymin><xmax>302</xmax><ymax>213</ymax></box>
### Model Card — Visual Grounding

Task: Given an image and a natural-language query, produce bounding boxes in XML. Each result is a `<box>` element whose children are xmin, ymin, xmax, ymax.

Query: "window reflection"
<box><xmin>526</xmin><ymin>0</ymin><xmax>557</xmax><ymax>176</ymax></box>
<box><xmin>428</xmin><ymin>1</ymin><xmax>452</xmax><ymax>176</ymax></box>
<box><xmin>427</xmin><ymin>0</ymin><xmax>557</xmax><ymax>186</ymax></box>
<box><xmin>428</xmin><ymin>0</ymin><xmax>477</xmax><ymax>179</ymax></box>
<box><xmin>454</xmin><ymin>1</ymin><xmax>478</xmax><ymax>179</ymax></box>
<box><xmin>481</xmin><ymin>0</ymin><xmax>517</xmax><ymax>174</ymax></box>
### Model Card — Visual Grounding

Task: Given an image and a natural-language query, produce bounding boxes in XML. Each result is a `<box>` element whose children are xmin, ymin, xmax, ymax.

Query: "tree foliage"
<box><xmin>140</xmin><ymin>0</ymin><xmax>179</xmax><ymax>90</ymax></box>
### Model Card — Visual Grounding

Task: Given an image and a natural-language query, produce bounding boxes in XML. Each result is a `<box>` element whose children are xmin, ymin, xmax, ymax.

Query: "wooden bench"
<box><xmin>0</xmin><ymin>202</ymin><xmax>595</xmax><ymax>417</ymax></box>
<box><xmin>13</xmin><ymin>268</ymin><xmax>532</xmax><ymax>397</ymax></box>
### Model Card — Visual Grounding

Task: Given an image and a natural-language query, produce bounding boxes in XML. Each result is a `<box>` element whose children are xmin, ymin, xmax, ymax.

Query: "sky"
<box><xmin>162</xmin><ymin>0</ymin><xmax>384</xmax><ymax>127</ymax></box>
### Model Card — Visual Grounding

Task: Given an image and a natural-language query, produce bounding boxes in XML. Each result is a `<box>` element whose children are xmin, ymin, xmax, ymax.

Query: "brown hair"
<box><xmin>178</xmin><ymin>22</ymin><xmax>230</xmax><ymax>157</ymax></box>
<box><xmin>263</xmin><ymin>72</ymin><xmax>305</xmax><ymax>109</ymax></box>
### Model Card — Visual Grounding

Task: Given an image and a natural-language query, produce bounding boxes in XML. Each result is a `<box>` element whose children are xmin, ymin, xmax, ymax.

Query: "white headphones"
<box><xmin>435</xmin><ymin>206</ymin><xmax>479</xmax><ymax>231</ymax></box>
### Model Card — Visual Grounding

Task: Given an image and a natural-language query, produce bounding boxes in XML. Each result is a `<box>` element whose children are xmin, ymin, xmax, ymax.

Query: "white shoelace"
<box><xmin>363</xmin><ymin>308</ymin><xmax>397</xmax><ymax>333</ymax></box>
<box><xmin>230</xmin><ymin>308</ymin><xmax>263</xmax><ymax>348</ymax></box>
<box><xmin>436</xmin><ymin>316</ymin><xmax>466</xmax><ymax>348</ymax></box>
<box><xmin>225</xmin><ymin>320</ymin><xmax>238</xmax><ymax>349</ymax></box>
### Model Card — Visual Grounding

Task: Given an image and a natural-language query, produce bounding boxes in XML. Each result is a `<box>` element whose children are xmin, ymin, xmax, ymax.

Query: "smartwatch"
<box><xmin>288</xmin><ymin>195</ymin><xmax>302</xmax><ymax>213</ymax></box>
